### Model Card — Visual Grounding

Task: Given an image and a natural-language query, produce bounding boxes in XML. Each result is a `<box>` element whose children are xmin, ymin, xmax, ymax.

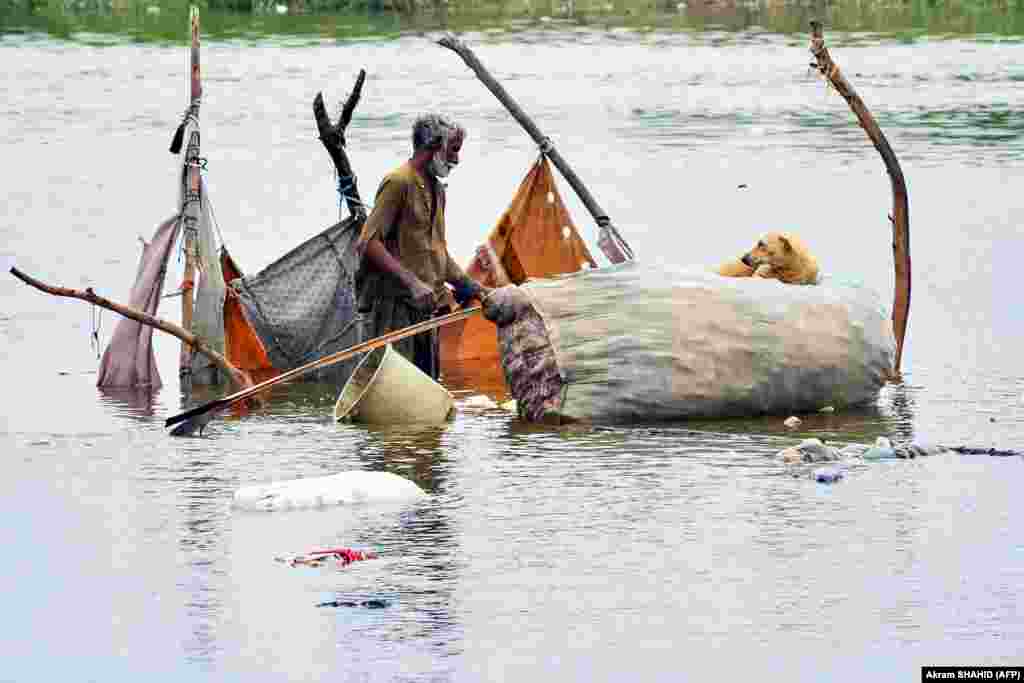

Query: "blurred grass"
<box><xmin>1</xmin><ymin>0</ymin><xmax>1023</xmax><ymax>42</ymax></box>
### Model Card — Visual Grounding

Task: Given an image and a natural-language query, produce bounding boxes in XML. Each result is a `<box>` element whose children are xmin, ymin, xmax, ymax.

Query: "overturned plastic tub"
<box><xmin>334</xmin><ymin>343</ymin><xmax>455</xmax><ymax>424</ymax></box>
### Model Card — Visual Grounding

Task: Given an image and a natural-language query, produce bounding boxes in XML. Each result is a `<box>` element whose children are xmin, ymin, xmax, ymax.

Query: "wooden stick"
<box><xmin>437</xmin><ymin>35</ymin><xmax>634</xmax><ymax>264</ymax></box>
<box><xmin>9</xmin><ymin>266</ymin><xmax>254</xmax><ymax>393</ymax></box>
<box><xmin>179</xmin><ymin>6</ymin><xmax>203</xmax><ymax>377</ymax></box>
<box><xmin>314</xmin><ymin>69</ymin><xmax>368</xmax><ymax>219</ymax></box>
<box><xmin>809</xmin><ymin>20</ymin><xmax>910</xmax><ymax>377</ymax></box>
<box><xmin>164</xmin><ymin>306</ymin><xmax>483</xmax><ymax>432</ymax></box>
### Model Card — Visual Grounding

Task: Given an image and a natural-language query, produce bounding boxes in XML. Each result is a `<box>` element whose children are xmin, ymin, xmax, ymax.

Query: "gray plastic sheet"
<box><xmin>186</xmin><ymin>178</ymin><xmax>227</xmax><ymax>385</ymax></box>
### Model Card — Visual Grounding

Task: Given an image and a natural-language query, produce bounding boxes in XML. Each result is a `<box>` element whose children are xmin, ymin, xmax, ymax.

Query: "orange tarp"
<box><xmin>220</xmin><ymin>249</ymin><xmax>276</xmax><ymax>375</ymax></box>
<box><xmin>440</xmin><ymin>156</ymin><xmax>597</xmax><ymax>365</ymax></box>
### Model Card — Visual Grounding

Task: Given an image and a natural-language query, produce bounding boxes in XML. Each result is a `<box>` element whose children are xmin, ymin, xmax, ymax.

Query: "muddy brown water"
<box><xmin>1</xmin><ymin>9</ymin><xmax>1022</xmax><ymax>681</ymax></box>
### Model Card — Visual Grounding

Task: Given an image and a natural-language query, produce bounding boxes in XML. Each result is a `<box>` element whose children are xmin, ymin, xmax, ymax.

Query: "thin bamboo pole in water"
<box><xmin>809</xmin><ymin>20</ymin><xmax>911</xmax><ymax>377</ymax></box>
<box><xmin>179</xmin><ymin>6</ymin><xmax>203</xmax><ymax>381</ymax></box>
<box><xmin>164</xmin><ymin>306</ymin><xmax>483</xmax><ymax>433</ymax></box>
<box><xmin>438</xmin><ymin>34</ymin><xmax>634</xmax><ymax>265</ymax></box>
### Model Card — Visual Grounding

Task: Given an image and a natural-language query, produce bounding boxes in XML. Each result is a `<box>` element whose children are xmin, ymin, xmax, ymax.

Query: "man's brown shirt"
<box><xmin>358</xmin><ymin>161</ymin><xmax>467</xmax><ymax>308</ymax></box>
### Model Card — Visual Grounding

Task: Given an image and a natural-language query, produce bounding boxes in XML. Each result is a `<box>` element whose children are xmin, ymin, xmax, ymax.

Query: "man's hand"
<box><xmin>408</xmin><ymin>279</ymin><xmax>437</xmax><ymax>313</ymax></box>
<box><xmin>451</xmin><ymin>276</ymin><xmax>487</xmax><ymax>306</ymax></box>
<box><xmin>481</xmin><ymin>285</ymin><xmax>529</xmax><ymax>326</ymax></box>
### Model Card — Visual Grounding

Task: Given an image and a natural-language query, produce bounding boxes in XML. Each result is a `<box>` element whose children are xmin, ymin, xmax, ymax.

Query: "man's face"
<box><xmin>429</xmin><ymin>129</ymin><xmax>464</xmax><ymax>179</ymax></box>
<box><xmin>444</xmin><ymin>131</ymin><xmax>463</xmax><ymax>169</ymax></box>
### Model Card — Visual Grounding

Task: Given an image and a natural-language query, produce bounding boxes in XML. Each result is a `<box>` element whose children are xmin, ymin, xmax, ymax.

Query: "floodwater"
<box><xmin>1</xmin><ymin>5</ymin><xmax>1022</xmax><ymax>681</ymax></box>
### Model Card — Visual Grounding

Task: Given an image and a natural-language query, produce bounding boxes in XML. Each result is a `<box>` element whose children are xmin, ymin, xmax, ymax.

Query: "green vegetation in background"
<box><xmin>1</xmin><ymin>0</ymin><xmax>1023</xmax><ymax>42</ymax></box>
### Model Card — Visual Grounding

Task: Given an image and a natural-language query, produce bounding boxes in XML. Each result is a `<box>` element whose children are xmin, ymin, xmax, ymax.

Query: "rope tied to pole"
<box><xmin>335</xmin><ymin>173</ymin><xmax>372</xmax><ymax>214</ymax></box>
<box><xmin>337</xmin><ymin>173</ymin><xmax>369</xmax><ymax>214</ymax></box>
<box><xmin>90</xmin><ymin>302</ymin><xmax>102</xmax><ymax>359</ymax></box>
<box><xmin>169</xmin><ymin>108</ymin><xmax>200</xmax><ymax>155</ymax></box>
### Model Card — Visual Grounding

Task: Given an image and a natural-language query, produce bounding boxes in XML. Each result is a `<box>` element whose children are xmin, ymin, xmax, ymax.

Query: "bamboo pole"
<box><xmin>437</xmin><ymin>34</ymin><xmax>634</xmax><ymax>265</ymax></box>
<box><xmin>9</xmin><ymin>267</ymin><xmax>254</xmax><ymax>393</ymax></box>
<box><xmin>165</xmin><ymin>306</ymin><xmax>483</xmax><ymax>434</ymax></box>
<box><xmin>179</xmin><ymin>6</ymin><xmax>203</xmax><ymax>380</ymax></box>
<box><xmin>808</xmin><ymin>21</ymin><xmax>910</xmax><ymax>377</ymax></box>
<box><xmin>314</xmin><ymin>69</ymin><xmax>368</xmax><ymax>219</ymax></box>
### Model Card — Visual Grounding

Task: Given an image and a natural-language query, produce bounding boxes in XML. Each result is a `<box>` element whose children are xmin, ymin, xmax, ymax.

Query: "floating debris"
<box><xmin>233</xmin><ymin>470</ymin><xmax>427</xmax><ymax>512</ymax></box>
<box><xmin>462</xmin><ymin>395</ymin><xmax>498</xmax><ymax>409</ymax></box>
<box><xmin>776</xmin><ymin>438</ymin><xmax>841</xmax><ymax>464</ymax></box>
<box><xmin>779</xmin><ymin>447</ymin><xmax>802</xmax><ymax>464</ymax></box>
<box><xmin>839</xmin><ymin>443</ymin><xmax>869</xmax><ymax>459</ymax></box>
<box><xmin>317</xmin><ymin>598</ymin><xmax>390</xmax><ymax>609</ymax></box>
<box><xmin>862</xmin><ymin>436</ymin><xmax>896</xmax><ymax>460</ymax></box>
<box><xmin>277</xmin><ymin>547</ymin><xmax>378</xmax><ymax>568</ymax></box>
<box><xmin>783</xmin><ymin>416</ymin><xmax>802</xmax><ymax>430</ymax></box>
<box><xmin>950</xmin><ymin>446</ymin><xmax>1022</xmax><ymax>457</ymax></box>
<box><xmin>813</xmin><ymin>467</ymin><xmax>844</xmax><ymax>483</ymax></box>
<box><xmin>781</xmin><ymin>435</ymin><xmax>1017</xmax><ymax>481</ymax></box>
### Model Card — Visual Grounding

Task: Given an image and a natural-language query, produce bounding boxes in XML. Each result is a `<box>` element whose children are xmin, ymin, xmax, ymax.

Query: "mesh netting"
<box><xmin>229</xmin><ymin>216</ymin><xmax>364</xmax><ymax>385</ymax></box>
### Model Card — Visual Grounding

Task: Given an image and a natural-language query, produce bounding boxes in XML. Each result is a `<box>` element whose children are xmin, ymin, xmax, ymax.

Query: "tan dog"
<box><xmin>716</xmin><ymin>232</ymin><xmax>819</xmax><ymax>285</ymax></box>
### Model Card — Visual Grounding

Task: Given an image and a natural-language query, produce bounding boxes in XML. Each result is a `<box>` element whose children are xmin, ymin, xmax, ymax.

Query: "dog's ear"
<box><xmin>778</xmin><ymin>235</ymin><xmax>792</xmax><ymax>252</ymax></box>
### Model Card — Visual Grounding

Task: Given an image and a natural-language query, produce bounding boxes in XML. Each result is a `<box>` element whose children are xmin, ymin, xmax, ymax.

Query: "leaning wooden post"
<box><xmin>809</xmin><ymin>20</ymin><xmax>910</xmax><ymax>377</ymax></box>
<box><xmin>314</xmin><ymin>69</ymin><xmax>368</xmax><ymax>220</ymax></box>
<box><xmin>178</xmin><ymin>6</ymin><xmax>203</xmax><ymax>380</ymax></box>
<box><xmin>9</xmin><ymin>267</ymin><xmax>254</xmax><ymax>393</ymax></box>
<box><xmin>438</xmin><ymin>34</ymin><xmax>634</xmax><ymax>265</ymax></box>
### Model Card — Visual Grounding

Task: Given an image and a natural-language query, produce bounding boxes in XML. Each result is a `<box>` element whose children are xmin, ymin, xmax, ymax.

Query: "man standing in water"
<box><xmin>356</xmin><ymin>114</ymin><xmax>489</xmax><ymax>380</ymax></box>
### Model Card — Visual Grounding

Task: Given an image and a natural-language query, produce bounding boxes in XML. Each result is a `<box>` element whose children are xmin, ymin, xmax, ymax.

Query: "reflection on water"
<box><xmin>97</xmin><ymin>385</ymin><xmax>159</xmax><ymax>418</ymax></box>
<box><xmin>178</xmin><ymin>456</ymin><xmax>229</xmax><ymax>665</ymax></box>
<box><xmin>354</xmin><ymin>422</ymin><xmax>454</xmax><ymax>493</ymax></box>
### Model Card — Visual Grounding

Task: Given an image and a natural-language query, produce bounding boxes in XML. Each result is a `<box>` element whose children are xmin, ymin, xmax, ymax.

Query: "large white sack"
<box><xmin>491</xmin><ymin>261</ymin><xmax>895</xmax><ymax>423</ymax></box>
<box><xmin>232</xmin><ymin>470</ymin><xmax>427</xmax><ymax>512</ymax></box>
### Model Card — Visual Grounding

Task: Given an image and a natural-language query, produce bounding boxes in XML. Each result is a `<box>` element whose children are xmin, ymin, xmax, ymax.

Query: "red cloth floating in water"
<box><xmin>308</xmin><ymin>548</ymin><xmax>378</xmax><ymax>567</ymax></box>
<box><xmin>281</xmin><ymin>548</ymin><xmax>379</xmax><ymax>568</ymax></box>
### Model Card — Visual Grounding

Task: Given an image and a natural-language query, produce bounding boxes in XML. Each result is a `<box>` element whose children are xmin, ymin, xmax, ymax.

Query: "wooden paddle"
<box><xmin>165</xmin><ymin>305</ymin><xmax>483</xmax><ymax>435</ymax></box>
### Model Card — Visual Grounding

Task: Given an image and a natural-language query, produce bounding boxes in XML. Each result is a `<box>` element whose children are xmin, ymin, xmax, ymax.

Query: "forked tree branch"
<box><xmin>314</xmin><ymin>69</ymin><xmax>368</xmax><ymax>219</ymax></box>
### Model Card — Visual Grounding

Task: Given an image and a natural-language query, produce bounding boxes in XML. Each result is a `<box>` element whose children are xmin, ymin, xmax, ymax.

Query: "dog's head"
<box><xmin>741</xmin><ymin>232</ymin><xmax>795</xmax><ymax>268</ymax></box>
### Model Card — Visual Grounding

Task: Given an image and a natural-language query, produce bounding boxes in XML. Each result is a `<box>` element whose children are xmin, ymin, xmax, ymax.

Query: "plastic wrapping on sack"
<box><xmin>229</xmin><ymin>216</ymin><xmax>364</xmax><ymax>385</ymax></box>
<box><xmin>493</xmin><ymin>261</ymin><xmax>895</xmax><ymax>423</ymax></box>
<box><xmin>439</xmin><ymin>155</ymin><xmax>597</xmax><ymax>365</ymax></box>
<box><xmin>185</xmin><ymin>177</ymin><xmax>227</xmax><ymax>385</ymax></box>
<box><xmin>96</xmin><ymin>215</ymin><xmax>181</xmax><ymax>389</ymax></box>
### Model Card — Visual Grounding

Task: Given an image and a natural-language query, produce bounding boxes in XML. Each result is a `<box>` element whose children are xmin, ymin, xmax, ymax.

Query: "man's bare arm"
<box><xmin>364</xmin><ymin>240</ymin><xmax>434</xmax><ymax>309</ymax></box>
